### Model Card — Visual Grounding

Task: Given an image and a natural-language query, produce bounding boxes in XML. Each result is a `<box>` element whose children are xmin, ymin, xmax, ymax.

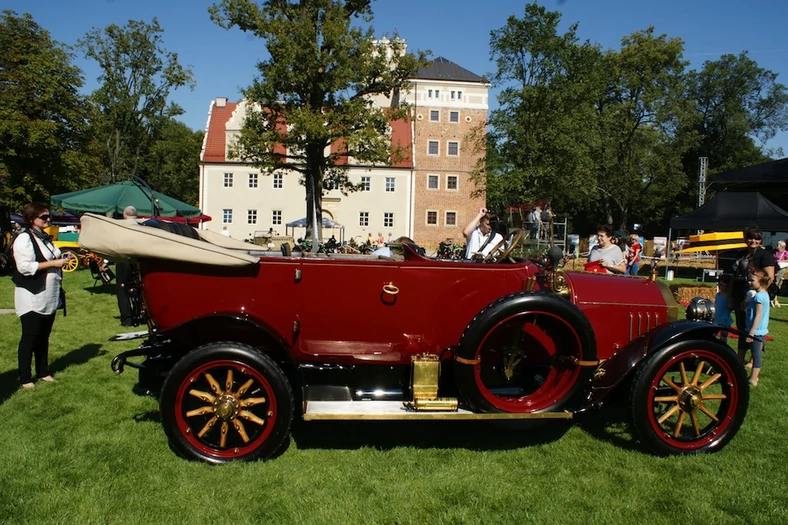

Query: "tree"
<box><xmin>590</xmin><ymin>28</ymin><xmax>696</xmax><ymax>230</ymax></box>
<box><xmin>685</xmin><ymin>52</ymin><xmax>788</xmax><ymax>174</ymax></box>
<box><xmin>78</xmin><ymin>18</ymin><xmax>195</xmax><ymax>181</ymax></box>
<box><xmin>479</xmin><ymin>3</ymin><xmax>603</xmax><ymax>218</ymax></box>
<box><xmin>141</xmin><ymin>120</ymin><xmax>204</xmax><ymax>206</ymax></box>
<box><xmin>209</xmin><ymin>0</ymin><xmax>427</xmax><ymax>243</ymax></box>
<box><xmin>0</xmin><ymin>10</ymin><xmax>99</xmax><ymax>210</ymax></box>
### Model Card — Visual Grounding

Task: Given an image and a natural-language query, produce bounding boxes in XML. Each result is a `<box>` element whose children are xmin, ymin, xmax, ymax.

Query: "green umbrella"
<box><xmin>51</xmin><ymin>180</ymin><xmax>201</xmax><ymax>217</ymax></box>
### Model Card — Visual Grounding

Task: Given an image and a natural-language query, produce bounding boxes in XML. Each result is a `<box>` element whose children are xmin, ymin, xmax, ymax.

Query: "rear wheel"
<box><xmin>630</xmin><ymin>340</ymin><xmax>749</xmax><ymax>455</ymax></box>
<box><xmin>160</xmin><ymin>342</ymin><xmax>294</xmax><ymax>463</ymax></box>
<box><xmin>455</xmin><ymin>293</ymin><xmax>595</xmax><ymax>414</ymax></box>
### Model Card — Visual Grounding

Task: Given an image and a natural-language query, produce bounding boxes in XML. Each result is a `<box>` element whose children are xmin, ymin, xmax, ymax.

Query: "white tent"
<box><xmin>285</xmin><ymin>216</ymin><xmax>344</xmax><ymax>243</ymax></box>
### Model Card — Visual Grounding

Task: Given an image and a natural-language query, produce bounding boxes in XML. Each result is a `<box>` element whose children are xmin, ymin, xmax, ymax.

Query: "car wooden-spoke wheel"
<box><xmin>61</xmin><ymin>250</ymin><xmax>79</xmax><ymax>272</ymax></box>
<box><xmin>631</xmin><ymin>341</ymin><xmax>748</xmax><ymax>455</ymax></box>
<box><xmin>160</xmin><ymin>342</ymin><xmax>293</xmax><ymax>463</ymax></box>
<box><xmin>456</xmin><ymin>293</ymin><xmax>595</xmax><ymax>414</ymax></box>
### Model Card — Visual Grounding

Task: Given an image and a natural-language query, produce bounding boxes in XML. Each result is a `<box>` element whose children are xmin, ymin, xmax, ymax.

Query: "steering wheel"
<box><xmin>483</xmin><ymin>229</ymin><xmax>524</xmax><ymax>263</ymax></box>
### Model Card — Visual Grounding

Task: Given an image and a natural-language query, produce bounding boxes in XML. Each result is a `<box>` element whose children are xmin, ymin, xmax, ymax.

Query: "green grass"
<box><xmin>1</xmin><ymin>270</ymin><xmax>787</xmax><ymax>524</ymax></box>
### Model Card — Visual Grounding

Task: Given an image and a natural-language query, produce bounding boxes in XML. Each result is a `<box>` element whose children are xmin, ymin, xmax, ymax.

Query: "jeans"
<box><xmin>18</xmin><ymin>311</ymin><xmax>56</xmax><ymax>384</ymax></box>
<box><xmin>626</xmin><ymin>262</ymin><xmax>639</xmax><ymax>276</ymax></box>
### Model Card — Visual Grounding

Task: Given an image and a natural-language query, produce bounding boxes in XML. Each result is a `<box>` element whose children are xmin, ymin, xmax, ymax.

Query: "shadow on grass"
<box><xmin>574</xmin><ymin>398</ymin><xmax>642</xmax><ymax>453</ymax></box>
<box><xmin>0</xmin><ymin>343</ymin><xmax>105</xmax><ymax>407</ymax></box>
<box><xmin>83</xmin><ymin>285</ymin><xmax>115</xmax><ymax>296</ymax></box>
<box><xmin>290</xmin><ymin>417</ymin><xmax>573</xmax><ymax>453</ymax></box>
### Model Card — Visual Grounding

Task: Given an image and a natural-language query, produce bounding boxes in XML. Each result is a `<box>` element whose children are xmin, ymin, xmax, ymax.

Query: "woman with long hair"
<box><xmin>12</xmin><ymin>202</ymin><xmax>68</xmax><ymax>389</ymax></box>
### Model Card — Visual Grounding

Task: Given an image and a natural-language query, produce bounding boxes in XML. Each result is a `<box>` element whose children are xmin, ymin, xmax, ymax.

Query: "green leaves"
<box><xmin>0</xmin><ymin>10</ymin><xmax>96</xmax><ymax>210</ymax></box>
<box><xmin>78</xmin><ymin>18</ymin><xmax>196</xmax><ymax>181</ymax></box>
<box><xmin>211</xmin><ymin>0</ymin><xmax>428</xmax><ymax>239</ymax></box>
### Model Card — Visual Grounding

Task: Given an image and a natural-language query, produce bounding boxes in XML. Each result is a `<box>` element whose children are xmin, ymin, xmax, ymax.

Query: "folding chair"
<box><xmin>88</xmin><ymin>258</ymin><xmax>115</xmax><ymax>291</ymax></box>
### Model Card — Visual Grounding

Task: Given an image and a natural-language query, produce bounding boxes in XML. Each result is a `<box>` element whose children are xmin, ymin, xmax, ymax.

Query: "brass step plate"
<box><xmin>302</xmin><ymin>401</ymin><xmax>574</xmax><ymax>421</ymax></box>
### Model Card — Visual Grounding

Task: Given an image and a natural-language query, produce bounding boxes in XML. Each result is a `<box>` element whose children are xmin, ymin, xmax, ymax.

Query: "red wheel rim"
<box><xmin>646</xmin><ymin>349</ymin><xmax>739</xmax><ymax>451</ymax></box>
<box><xmin>473</xmin><ymin>311</ymin><xmax>582</xmax><ymax>412</ymax></box>
<box><xmin>174</xmin><ymin>359</ymin><xmax>277</xmax><ymax>460</ymax></box>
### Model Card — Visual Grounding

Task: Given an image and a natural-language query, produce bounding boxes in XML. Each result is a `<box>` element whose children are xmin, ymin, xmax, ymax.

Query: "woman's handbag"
<box><xmin>58</xmin><ymin>288</ymin><xmax>67</xmax><ymax>317</ymax></box>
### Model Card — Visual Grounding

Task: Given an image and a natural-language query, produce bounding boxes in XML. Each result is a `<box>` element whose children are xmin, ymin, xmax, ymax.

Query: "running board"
<box><xmin>303</xmin><ymin>401</ymin><xmax>573</xmax><ymax>421</ymax></box>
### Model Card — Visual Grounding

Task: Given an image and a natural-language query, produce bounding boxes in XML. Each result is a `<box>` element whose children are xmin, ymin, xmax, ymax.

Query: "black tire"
<box><xmin>159</xmin><ymin>342</ymin><xmax>294</xmax><ymax>463</ymax></box>
<box><xmin>455</xmin><ymin>292</ymin><xmax>596</xmax><ymax>414</ymax></box>
<box><xmin>630</xmin><ymin>339</ymin><xmax>749</xmax><ymax>455</ymax></box>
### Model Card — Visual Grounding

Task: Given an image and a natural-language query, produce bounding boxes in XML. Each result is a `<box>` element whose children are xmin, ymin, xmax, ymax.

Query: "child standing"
<box><xmin>741</xmin><ymin>269</ymin><xmax>771</xmax><ymax>386</ymax></box>
<box><xmin>715</xmin><ymin>274</ymin><xmax>733</xmax><ymax>344</ymax></box>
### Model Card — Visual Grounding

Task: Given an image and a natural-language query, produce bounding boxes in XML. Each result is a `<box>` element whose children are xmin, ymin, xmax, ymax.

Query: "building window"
<box><xmin>426</xmin><ymin>211</ymin><xmax>438</xmax><ymax>225</ymax></box>
<box><xmin>223</xmin><ymin>173</ymin><xmax>233</xmax><ymax>188</ymax></box>
<box><xmin>384</xmin><ymin>212</ymin><xmax>394</xmax><ymax>228</ymax></box>
<box><xmin>247</xmin><ymin>209</ymin><xmax>257</xmax><ymax>224</ymax></box>
<box><xmin>359</xmin><ymin>212</ymin><xmax>369</xmax><ymax>227</ymax></box>
<box><xmin>447</xmin><ymin>175</ymin><xmax>458</xmax><ymax>191</ymax></box>
<box><xmin>273</xmin><ymin>173</ymin><xmax>283</xmax><ymax>189</ymax></box>
<box><xmin>272</xmin><ymin>210</ymin><xmax>282</xmax><ymax>225</ymax></box>
<box><xmin>457</xmin><ymin>91</ymin><xmax>463</xmax><ymax>100</ymax></box>
<box><xmin>222</xmin><ymin>209</ymin><xmax>233</xmax><ymax>224</ymax></box>
<box><xmin>248</xmin><ymin>173</ymin><xmax>258</xmax><ymax>188</ymax></box>
<box><xmin>435</xmin><ymin>89</ymin><xmax>440</xmax><ymax>98</ymax></box>
<box><xmin>449</xmin><ymin>111</ymin><xmax>459</xmax><ymax>123</ymax></box>
<box><xmin>361</xmin><ymin>176</ymin><xmax>371</xmax><ymax>191</ymax></box>
<box><xmin>428</xmin><ymin>89</ymin><xmax>433</xmax><ymax>98</ymax></box>
<box><xmin>385</xmin><ymin>177</ymin><xmax>395</xmax><ymax>192</ymax></box>
<box><xmin>451</xmin><ymin>90</ymin><xmax>455</xmax><ymax>100</ymax></box>
<box><xmin>428</xmin><ymin>141</ymin><xmax>439</xmax><ymax>156</ymax></box>
<box><xmin>427</xmin><ymin>174</ymin><xmax>439</xmax><ymax>190</ymax></box>
<box><xmin>430</xmin><ymin>110</ymin><xmax>439</xmax><ymax>122</ymax></box>
<box><xmin>445</xmin><ymin>211</ymin><xmax>457</xmax><ymax>226</ymax></box>
<box><xmin>448</xmin><ymin>141</ymin><xmax>459</xmax><ymax>156</ymax></box>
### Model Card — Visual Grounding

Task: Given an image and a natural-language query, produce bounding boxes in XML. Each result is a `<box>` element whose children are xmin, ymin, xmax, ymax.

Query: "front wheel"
<box><xmin>160</xmin><ymin>342</ymin><xmax>294</xmax><ymax>463</ymax></box>
<box><xmin>630</xmin><ymin>340</ymin><xmax>749</xmax><ymax>455</ymax></box>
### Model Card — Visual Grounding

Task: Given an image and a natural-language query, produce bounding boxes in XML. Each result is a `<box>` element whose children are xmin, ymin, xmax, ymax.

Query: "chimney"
<box><xmin>216</xmin><ymin>97</ymin><xmax>228</xmax><ymax>108</ymax></box>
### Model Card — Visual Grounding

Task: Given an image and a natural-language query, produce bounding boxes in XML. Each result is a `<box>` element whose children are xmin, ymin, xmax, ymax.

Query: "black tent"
<box><xmin>670</xmin><ymin>192</ymin><xmax>788</xmax><ymax>231</ymax></box>
<box><xmin>709</xmin><ymin>158</ymin><xmax>788</xmax><ymax>191</ymax></box>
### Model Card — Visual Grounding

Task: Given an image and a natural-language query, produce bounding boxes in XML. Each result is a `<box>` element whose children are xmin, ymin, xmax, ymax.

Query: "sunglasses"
<box><xmin>37</xmin><ymin>214</ymin><xmax>51</xmax><ymax>221</ymax></box>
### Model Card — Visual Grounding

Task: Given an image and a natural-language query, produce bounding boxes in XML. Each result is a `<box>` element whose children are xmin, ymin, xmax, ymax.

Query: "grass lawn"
<box><xmin>1</xmin><ymin>270</ymin><xmax>787</xmax><ymax>524</ymax></box>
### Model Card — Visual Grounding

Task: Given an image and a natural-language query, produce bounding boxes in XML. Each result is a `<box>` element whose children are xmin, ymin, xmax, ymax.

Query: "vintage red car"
<box><xmin>79</xmin><ymin>213</ymin><xmax>749</xmax><ymax>463</ymax></box>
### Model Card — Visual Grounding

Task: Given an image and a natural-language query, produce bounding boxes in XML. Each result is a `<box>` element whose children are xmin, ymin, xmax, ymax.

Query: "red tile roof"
<box><xmin>202</xmin><ymin>101</ymin><xmax>237</xmax><ymax>163</ymax></box>
<box><xmin>201</xmin><ymin>100</ymin><xmax>413</xmax><ymax>168</ymax></box>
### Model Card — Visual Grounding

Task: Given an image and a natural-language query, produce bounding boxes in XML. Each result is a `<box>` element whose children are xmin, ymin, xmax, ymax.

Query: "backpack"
<box><xmin>1</xmin><ymin>231</ymin><xmax>21</xmax><ymax>274</ymax></box>
<box><xmin>540</xmin><ymin>210</ymin><xmax>550</xmax><ymax>222</ymax></box>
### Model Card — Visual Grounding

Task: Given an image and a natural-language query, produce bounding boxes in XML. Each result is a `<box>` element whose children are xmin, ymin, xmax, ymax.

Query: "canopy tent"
<box><xmin>51</xmin><ymin>180</ymin><xmax>204</xmax><ymax>220</ymax></box>
<box><xmin>285</xmin><ymin>216</ymin><xmax>344</xmax><ymax>243</ymax></box>
<box><xmin>669</xmin><ymin>192</ymin><xmax>788</xmax><ymax>231</ymax></box>
<box><xmin>666</xmin><ymin>192</ymin><xmax>788</xmax><ymax>274</ymax></box>
<box><xmin>709</xmin><ymin>158</ymin><xmax>788</xmax><ymax>191</ymax></box>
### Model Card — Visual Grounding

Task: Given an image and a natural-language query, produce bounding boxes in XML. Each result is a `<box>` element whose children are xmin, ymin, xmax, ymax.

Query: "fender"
<box><xmin>111</xmin><ymin>313</ymin><xmax>294</xmax><ymax>396</ymax></box>
<box><xmin>579</xmin><ymin>320</ymin><xmax>750</xmax><ymax>410</ymax></box>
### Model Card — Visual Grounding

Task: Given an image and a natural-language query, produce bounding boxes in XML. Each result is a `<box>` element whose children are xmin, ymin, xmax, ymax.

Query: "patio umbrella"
<box><xmin>51</xmin><ymin>180</ymin><xmax>202</xmax><ymax>218</ymax></box>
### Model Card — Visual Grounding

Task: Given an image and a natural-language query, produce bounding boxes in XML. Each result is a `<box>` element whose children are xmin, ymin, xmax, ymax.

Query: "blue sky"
<box><xmin>8</xmin><ymin>0</ymin><xmax>788</xmax><ymax>158</ymax></box>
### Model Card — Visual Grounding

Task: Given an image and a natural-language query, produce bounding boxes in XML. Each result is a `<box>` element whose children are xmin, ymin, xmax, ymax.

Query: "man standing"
<box><xmin>587</xmin><ymin>225</ymin><xmax>626</xmax><ymax>274</ymax></box>
<box><xmin>463</xmin><ymin>208</ymin><xmax>503</xmax><ymax>259</ymax></box>
<box><xmin>116</xmin><ymin>206</ymin><xmax>138</xmax><ymax>326</ymax></box>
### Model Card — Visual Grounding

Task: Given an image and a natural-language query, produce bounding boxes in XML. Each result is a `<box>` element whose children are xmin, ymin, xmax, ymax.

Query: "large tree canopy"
<box><xmin>209</xmin><ymin>0</ymin><xmax>427</xmax><ymax>242</ymax></box>
<box><xmin>0</xmin><ymin>10</ymin><xmax>98</xmax><ymax>210</ymax></box>
<box><xmin>482</xmin><ymin>2</ymin><xmax>788</xmax><ymax>235</ymax></box>
<box><xmin>78</xmin><ymin>18</ymin><xmax>195</xmax><ymax>182</ymax></box>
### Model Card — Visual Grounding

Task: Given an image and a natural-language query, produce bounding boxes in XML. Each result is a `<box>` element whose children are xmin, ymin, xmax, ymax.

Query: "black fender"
<box><xmin>580</xmin><ymin>320</ymin><xmax>748</xmax><ymax>410</ymax></box>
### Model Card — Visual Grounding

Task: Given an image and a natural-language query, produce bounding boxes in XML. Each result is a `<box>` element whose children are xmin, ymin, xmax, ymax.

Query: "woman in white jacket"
<box><xmin>12</xmin><ymin>203</ymin><xmax>68</xmax><ymax>389</ymax></box>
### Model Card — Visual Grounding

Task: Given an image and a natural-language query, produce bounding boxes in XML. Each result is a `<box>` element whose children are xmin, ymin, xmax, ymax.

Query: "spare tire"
<box><xmin>455</xmin><ymin>292</ymin><xmax>596</xmax><ymax>414</ymax></box>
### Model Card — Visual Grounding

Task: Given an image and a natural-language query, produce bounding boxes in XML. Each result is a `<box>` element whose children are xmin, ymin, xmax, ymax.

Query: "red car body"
<box><xmin>94</xmin><ymin>220</ymin><xmax>749</xmax><ymax>464</ymax></box>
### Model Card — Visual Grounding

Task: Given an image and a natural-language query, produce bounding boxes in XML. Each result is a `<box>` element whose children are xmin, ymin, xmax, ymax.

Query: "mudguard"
<box><xmin>579</xmin><ymin>320</ymin><xmax>751</xmax><ymax>410</ymax></box>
